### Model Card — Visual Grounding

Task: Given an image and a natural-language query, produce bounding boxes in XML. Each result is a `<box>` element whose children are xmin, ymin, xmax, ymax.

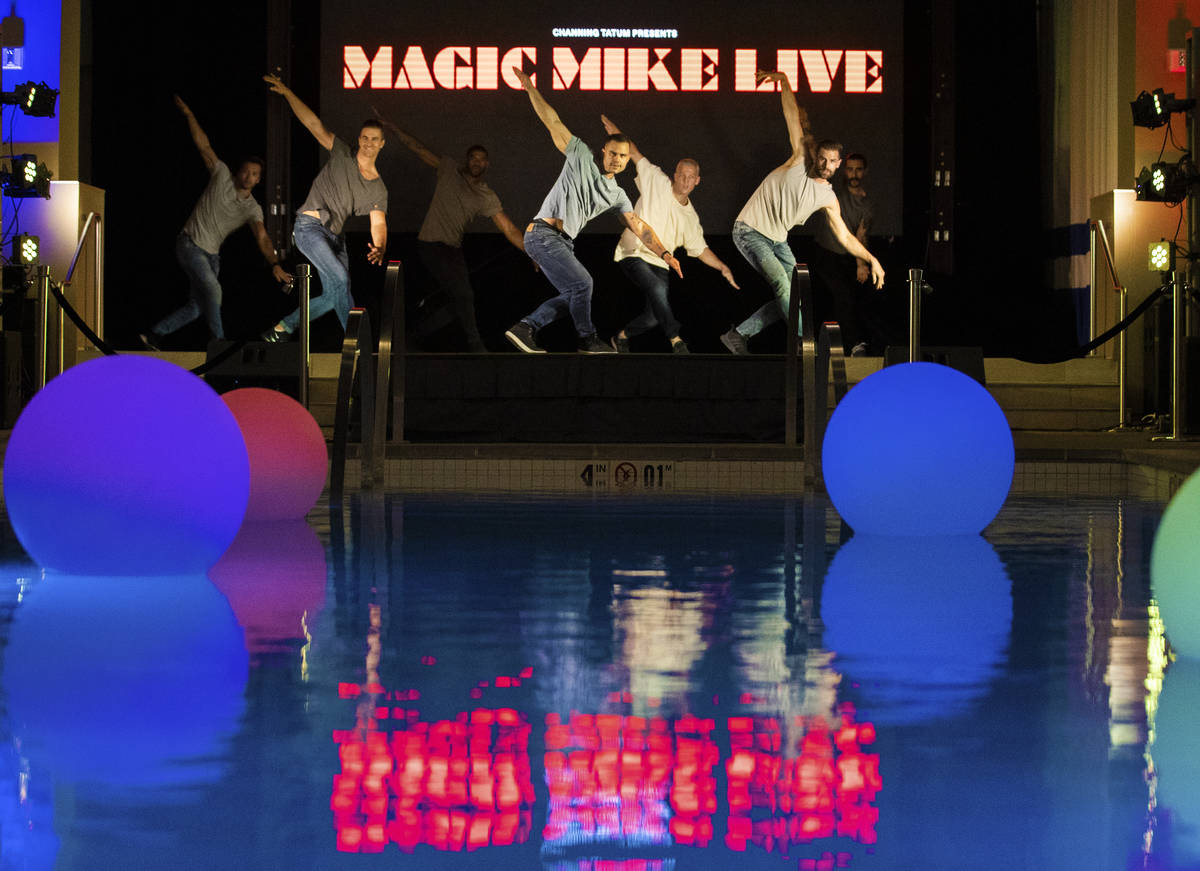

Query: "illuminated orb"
<box><xmin>209</xmin><ymin>519</ymin><xmax>327</xmax><ymax>654</ymax></box>
<box><xmin>1</xmin><ymin>572</ymin><xmax>248</xmax><ymax>790</ymax></box>
<box><xmin>821</xmin><ymin>362</ymin><xmax>1014</xmax><ymax>536</ymax></box>
<box><xmin>1151</xmin><ymin>468</ymin><xmax>1200</xmax><ymax>659</ymax></box>
<box><xmin>2</xmin><ymin>355</ymin><xmax>249</xmax><ymax>575</ymax></box>
<box><xmin>1151</xmin><ymin>656</ymin><xmax>1200</xmax><ymax>865</ymax></box>
<box><xmin>820</xmin><ymin>534</ymin><xmax>1012</xmax><ymax>725</ymax></box>
<box><xmin>221</xmin><ymin>387</ymin><xmax>327</xmax><ymax>521</ymax></box>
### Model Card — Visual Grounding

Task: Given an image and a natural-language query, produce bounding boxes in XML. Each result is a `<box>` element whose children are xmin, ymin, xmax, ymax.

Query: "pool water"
<box><xmin>0</xmin><ymin>492</ymin><xmax>1193</xmax><ymax>871</ymax></box>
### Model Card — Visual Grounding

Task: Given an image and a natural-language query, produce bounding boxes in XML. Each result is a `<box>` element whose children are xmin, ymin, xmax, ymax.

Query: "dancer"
<box><xmin>600</xmin><ymin>114</ymin><xmax>738</xmax><ymax>354</ymax></box>
<box><xmin>378</xmin><ymin>116</ymin><xmax>527</xmax><ymax>351</ymax></box>
<box><xmin>261</xmin><ymin>73</ymin><xmax>387</xmax><ymax>342</ymax></box>
<box><xmin>719</xmin><ymin>71</ymin><xmax>882</xmax><ymax>355</ymax></box>
<box><xmin>141</xmin><ymin>95</ymin><xmax>292</xmax><ymax>349</ymax></box>
<box><xmin>504</xmin><ymin>67</ymin><xmax>681</xmax><ymax>354</ymax></box>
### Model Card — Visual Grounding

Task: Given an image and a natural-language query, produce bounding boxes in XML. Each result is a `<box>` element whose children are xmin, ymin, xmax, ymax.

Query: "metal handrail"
<box><xmin>295</xmin><ymin>264</ymin><xmax>311</xmax><ymax>407</ymax></box>
<box><xmin>59</xmin><ymin>211</ymin><xmax>104</xmax><ymax>375</ymax></box>
<box><xmin>1089</xmin><ymin>218</ymin><xmax>1131</xmax><ymax>429</ymax></box>
<box><xmin>793</xmin><ymin>264</ymin><xmax>848</xmax><ymax>487</ymax></box>
<box><xmin>330</xmin><ymin>308</ymin><xmax>377</xmax><ymax>505</ymax></box>
<box><xmin>373</xmin><ymin>261</ymin><xmax>406</xmax><ymax>455</ymax></box>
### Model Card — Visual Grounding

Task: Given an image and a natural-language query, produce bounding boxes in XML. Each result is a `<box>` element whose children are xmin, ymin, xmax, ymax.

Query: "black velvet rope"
<box><xmin>48</xmin><ymin>280</ymin><xmax>247</xmax><ymax>375</ymax></box>
<box><xmin>1015</xmin><ymin>282</ymin><xmax>1170</xmax><ymax>364</ymax></box>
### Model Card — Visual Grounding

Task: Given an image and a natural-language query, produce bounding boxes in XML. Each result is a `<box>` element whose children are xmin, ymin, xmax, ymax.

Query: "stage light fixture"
<box><xmin>1131</xmin><ymin>88</ymin><xmax>1196</xmax><ymax>128</ymax></box>
<box><xmin>1135</xmin><ymin>156</ymin><xmax>1197</xmax><ymax>202</ymax></box>
<box><xmin>1</xmin><ymin>154</ymin><xmax>50</xmax><ymax>198</ymax></box>
<box><xmin>0</xmin><ymin>80</ymin><xmax>57</xmax><ymax>117</ymax></box>
<box><xmin>13</xmin><ymin>234</ymin><xmax>38</xmax><ymax>265</ymax></box>
<box><xmin>1149</xmin><ymin>239</ymin><xmax>1173</xmax><ymax>272</ymax></box>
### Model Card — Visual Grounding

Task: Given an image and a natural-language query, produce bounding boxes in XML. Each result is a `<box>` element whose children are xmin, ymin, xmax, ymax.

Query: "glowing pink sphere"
<box><xmin>221</xmin><ymin>388</ymin><xmax>328</xmax><ymax>521</ymax></box>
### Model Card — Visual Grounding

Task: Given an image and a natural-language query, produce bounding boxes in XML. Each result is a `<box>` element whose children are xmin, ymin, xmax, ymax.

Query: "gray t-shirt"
<box><xmin>735</xmin><ymin>158</ymin><xmax>837</xmax><ymax>243</ymax></box>
<box><xmin>298</xmin><ymin>137</ymin><xmax>388</xmax><ymax>236</ymax></box>
<box><xmin>182</xmin><ymin>161</ymin><xmax>264</xmax><ymax>254</ymax></box>
<box><xmin>418</xmin><ymin>156</ymin><xmax>503</xmax><ymax>246</ymax></box>
<box><xmin>534</xmin><ymin>136</ymin><xmax>634</xmax><ymax>239</ymax></box>
<box><xmin>814</xmin><ymin>175</ymin><xmax>874</xmax><ymax>253</ymax></box>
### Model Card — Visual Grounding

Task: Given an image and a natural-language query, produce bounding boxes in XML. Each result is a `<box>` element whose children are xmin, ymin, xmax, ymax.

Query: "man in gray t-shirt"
<box><xmin>503</xmin><ymin>67</ymin><xmax>681</xmax><ymax>355</ymax></box>
<box><xmin>380</xmin><ymin>118</ymin><xmax>527</xmax><ymax>351</ymax></box>
<box><xmin>140</xmin><ymin>95</ymin><xmax>292</xmax><ymax>349</ymax></box>
<box><xmin>261</xmin><ymin>74</ymin><xmax>388</xmax><ymax>341</ymax></box>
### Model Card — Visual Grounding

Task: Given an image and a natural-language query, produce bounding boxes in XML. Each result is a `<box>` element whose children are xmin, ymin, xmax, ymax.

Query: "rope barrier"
<box><xmin>1015</xmin><ymin>282</ymin><xmax>1171</xmax><ymax>364</ymax></box>
<box><xmin>48</xmin><ymin>280</ymin><xmax>248</xmax><ymax>375</ymax></box>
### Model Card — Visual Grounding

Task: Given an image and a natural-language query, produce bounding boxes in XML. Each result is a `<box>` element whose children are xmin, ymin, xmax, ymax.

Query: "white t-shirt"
<box><xmin>182</xmin><ymin>161</ymin><xmax>264</xmax><ymax>254</ymax></box>
<box><xmin>735</xmin><ymin>158</ymin><xmax>836</xmax><ymax>243</ymax></box>
<box><xmin>614</xmin><ymin>157</ymin><xmax>708</xmax><ymax>267</ymax></box>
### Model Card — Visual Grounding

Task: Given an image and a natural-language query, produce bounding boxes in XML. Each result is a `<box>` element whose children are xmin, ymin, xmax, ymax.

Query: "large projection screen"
<box><xmin>319</xmin><ymin>0</ymin><xmax>902</xmax><ymax>237</ymax></box>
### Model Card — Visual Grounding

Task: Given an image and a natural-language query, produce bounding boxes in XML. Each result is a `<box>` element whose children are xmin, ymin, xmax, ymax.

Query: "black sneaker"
<box><xmin>610</xmin><ymin>334</ymin><xmax>631</xmax><ymax>353</ymax></box>
<box><xmin>850</xmin><ymin>342</ymin><xmax>868</xmax><ymax>357</ymax></box>
<box><xmin>720</xmin><ymin>328</ymin><xmax>749</xmax><ymax>355</ymax></box>
<box><xmin>579</xmin><ymin>334</ymin><xmax>616</xmax><ymax>354</ymax></box>
<box><xmin>505</xmin><ymin>322</ymin><xmax>546</xmax><ymax>353</ymax></box>
<box><xmin>261</xmin><ymin>325</ymin><xmax>290</xmax><ymax>343</ymax></box>
<box><xmin>138</xmin><ymin>332</ymin><xmax>161</xmax><ymax>351</ymax></box>
<box><xmin>671</xmin><ymin>339</ymin><xmax>691</xmax><ymax>354</ymax></box>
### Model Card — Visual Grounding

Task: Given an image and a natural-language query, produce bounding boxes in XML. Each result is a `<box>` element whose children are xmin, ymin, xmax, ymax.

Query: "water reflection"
<box><xmin>0</xmin><ymin>493</ymin><xmax>1190</xmax><ymax>869</ymax></box>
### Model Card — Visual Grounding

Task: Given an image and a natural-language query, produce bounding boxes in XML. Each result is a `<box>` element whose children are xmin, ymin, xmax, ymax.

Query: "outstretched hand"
<box><xmin>173</xmin><ymin>94</ymin><xmax>191</xmax><ymax>115</ymax></box>
<box><xmin>600</xmin><ymin>114</ymin><xmax>620</xmax><ymax>135</ymax></box>
<box><xmin>666</xmin><ymin>253</ymin><xmax>683</xmax><ymax>279</ymax></box>
<box><xmin>263</xmin><ymin>73</ymin><xmax>288</xmax><ymax>95</ymax></box>
<box><xmin>511</xmin><ymin>66</ymin><xmax>533</xmax><ymax>89</ymax></box>
<box><xmin>722</xmin><ymin>268</ymin><xmax>740</xmax><ymax>290</ymax></box>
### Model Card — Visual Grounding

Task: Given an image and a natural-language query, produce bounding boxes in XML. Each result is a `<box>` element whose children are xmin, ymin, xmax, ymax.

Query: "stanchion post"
<box><xmin>34</xmin><ymin>265</ymin><xmax>51</xmax><ymax>391</ymax></box>
<box><xmin>296</xmin><ymin>263</ymin><xmax>311</xmax><ymax>408</ymax></box>
<box><xmin>1171</xmin><ymin>269</ymin><xmax>1187</xmax><ymax>439</ymax></box>
<box><xmin>94</xmin><ymin>214</ymin><xmax>104</xmax><ymax>343</ymax></box>
<box><xmin>908</xmin><ymin>267</ymin><xmax>923</xmax><ymax>362</ymax></box>
<box><xmin>1116</xmin><ymin>286</ymin><xmax>1128</xmax><ymax>429</ymax></box>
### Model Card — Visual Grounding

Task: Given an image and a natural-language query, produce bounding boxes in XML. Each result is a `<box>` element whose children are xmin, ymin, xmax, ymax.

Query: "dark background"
<box><xmin>86</xmin><ymin>1</ymin><xmax>1050</xmax><ymax>357</ymax></box>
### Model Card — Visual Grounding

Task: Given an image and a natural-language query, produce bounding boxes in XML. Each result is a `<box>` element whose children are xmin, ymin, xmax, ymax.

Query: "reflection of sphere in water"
<box><xmin>1151</xmin><ymin>468</ymin><xmax>1200</xmax><ymax>659</ymax></box>
<box><xmin>209</xmin><ymin>520</ymin><xmax>327</xmax><ymax>653</ymax></box>
<box><xmin>820</xmin><ymin>534</ymin><xmax>1012</xmax><ymax>724</ymax></box>
<box><xmin>2</xmin><ymin>356</ymin><xmax>249</xmax><ymax>574</ymax></box>
<box><xmin>1</xmin><ymin>573</ymin><xmax>248</xmax><ymax>789</ymax></box>
<box><xmin>221</xmin><ymin>388</ymin><xmax>328</xmax><ymax>521</ymax></box>
<box><xmin>822</xmin><ymin>362</ymin><xmax>1013</xmax><ymax>536</ymax></box>
<box><xmin>1152</xmin><ymin>657</ymin><xmax>1200</xmax><ymax>865</ymax></box>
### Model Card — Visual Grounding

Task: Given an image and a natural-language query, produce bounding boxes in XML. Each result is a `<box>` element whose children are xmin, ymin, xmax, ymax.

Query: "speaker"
<box><xmin>203</xmin><ymin>340</ymin><xmax>303</xmax><ymax>398</ymax></box>
<box><xmin>883</xmin><ymin>345</ymin><xmax>986</xmax><ymax>386</ymax></box>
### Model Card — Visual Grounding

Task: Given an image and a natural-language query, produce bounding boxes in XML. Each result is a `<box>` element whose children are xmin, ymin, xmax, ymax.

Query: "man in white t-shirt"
<box><xmin>600</xmin><ymin>115</ymin><xmax>739</xmax><ymax>354</ymax></box>
<box><xmin>141</xmin><ymin>95</ymin><xmax>292</xmax><ymax>349</ymax></box>
<box><xmin>719</xmin><ymin>70</ymin><xmax>883</xmax><ymax>355</ymax></box>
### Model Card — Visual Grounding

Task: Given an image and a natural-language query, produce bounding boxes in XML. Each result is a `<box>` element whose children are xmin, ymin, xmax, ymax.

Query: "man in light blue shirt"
<box><xmin>504</xmin><ymin>67</ymin><xmax>681</xmax><ymax>355</ymax></box>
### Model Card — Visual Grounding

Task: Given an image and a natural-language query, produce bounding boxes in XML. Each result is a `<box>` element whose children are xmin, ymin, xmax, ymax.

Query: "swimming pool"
<box><xmin>0</xmin><ymin>490</ymin><xmax>1192</xmax><ymax>870</ymax></box>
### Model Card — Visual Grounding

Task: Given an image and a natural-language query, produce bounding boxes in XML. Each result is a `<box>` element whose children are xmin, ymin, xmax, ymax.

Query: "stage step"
<box><xmin>90</xmin><ymin>350</ymin><xmax>1124</xmax><ymax>436</ymax></box>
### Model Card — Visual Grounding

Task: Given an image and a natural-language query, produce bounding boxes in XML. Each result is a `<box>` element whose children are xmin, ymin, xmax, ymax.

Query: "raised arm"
<box><xmin>756</xmin><ymin>70</ymin><xmax>812</xmax><ymax>165</ymax></box>
<box><xmin>250</xmin><ymin>221</ymin><xmax>295</xmax><ymax>287</ymax></box>
<box><xmin>697</xmin><ymin>247</ymin><xmax>739</xmax><ymax>288</ymax></box>
<box><xmin>372</xmin><ymin>111</ymin><xmax>439</xmax><ymax>168</ymax></box>
<box><xmin>599</xmin><ymin>115</ymin><xmax>644</xmax><ymax>164</ymax></box>
<box><xmin>513</xmin><ymin>67</ymin><xmax>572</xmax><ymax>153</ymax></box>
<box><xmin>174</xmin><ymin>95</ymin><xmax>218</xmax><ymax>171</ymax></box>
<box><xmin>622</xmin><ymin>212</ymin><xmax>683</xmax><ymax>278</ymax></box>
<box><xmin>822</xmin><ymin>200</ymin><xmax>884</xmax><ymax>289</ymax></box>
<box><xmin>491</xmin><ymin>211</ymin><xmax>526</xmax><ymax>252</ymax></box>
<box><xmin>367</xmin><ymin>210</ymin><xmax>387</xmax><ymax>265</ymax></box>
<box><xmin>263</xmin><ymin>73</ymin><xmax>335</xmax><ymax>151</ymax></box>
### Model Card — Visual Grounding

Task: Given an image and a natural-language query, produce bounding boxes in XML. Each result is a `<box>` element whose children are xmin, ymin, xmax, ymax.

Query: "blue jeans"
<box><xmin>283</xmin><ymin>213</ymin><xmax>352</xmax><ymax>332</ymax></box>
<box><xmin>521</xmin><ymin>222</ymin><xmax>596</xmax><ymax>338</ymax></box>
<box><xmin>618</xmin><ymin>257</ymin><xmax>680</xmax><ymax>339</ymax></box>
<box><xmin>154</xmin><ymin>232</ymin><xmax>224</xmax><ymax>339</ymax></box>
<box><xmin>732</xmin><ymin>220</ymin><xmax>799</xmax><ymax>338</ymax></box>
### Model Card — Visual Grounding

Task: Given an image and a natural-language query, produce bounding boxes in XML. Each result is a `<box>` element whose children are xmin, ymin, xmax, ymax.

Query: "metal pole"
<box><xmin>297</xmin><ymin>263</ymin><xmax>311</xmax><ymax>408</ymax></box>
<box><xmin>1117</xmin><ymin>287</ymin><xmax>1128</xmax><ymax>428</ymax></box>
<box><xmin>908</xmin><ymin>267</ymin><xmax>923</xmax><ymax>362</ymax></box>
<box><xmin>34</xmin><ymin>265</ymin><xmax>50</xmax><ymax>391</ymax></box>
<box><xmin>1171</xmin><ymin>269</ymin><xmax>1187</xmax><ymax>439</ymax></box>
<box><xmin>94</xmin><ymin>215</ymin><xmax>104</xmax><ymax>342</ymax></box>
<box><xmin>1089</xmin><ymin>221</ymin><xmax>1098</xmax><ymax>346</ymax></box>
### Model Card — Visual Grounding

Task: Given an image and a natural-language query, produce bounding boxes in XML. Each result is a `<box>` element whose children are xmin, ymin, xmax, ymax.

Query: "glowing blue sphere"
<box><xmin>1</xmin><ymin>572</ymin><xmax>248</xmax><ymax>790</ymax></box>
<box><xmin>820</xmin><ymin>534</ymin><xmax>1012</xmax><ymax>724</ymax></box>
<box><xmin>822</xmin><ymin>362</ymin><xmax>1014</xmax><ymax>536</ymax></box>
<box><xmin>2</xmin><ymin>356</ymin><xmax>249</xmax><ymax>574</ymax></box>
<box><xmin>1151</xmin><ymin>467</ymin><xmax>1200</xmax><ymax>659</ymax></box>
